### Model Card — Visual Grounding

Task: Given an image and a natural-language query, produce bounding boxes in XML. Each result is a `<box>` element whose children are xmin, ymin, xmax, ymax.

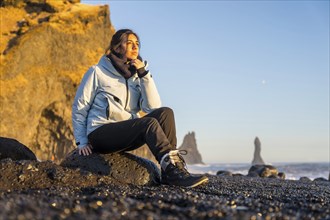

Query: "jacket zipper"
<box><xmin>124</xmin><ymin>79</ymin><xmax>129</xmax><ymax>109</ymax></box>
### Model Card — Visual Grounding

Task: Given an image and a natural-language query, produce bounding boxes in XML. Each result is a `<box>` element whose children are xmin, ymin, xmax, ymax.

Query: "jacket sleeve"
<box><xmin>72</xmin><ymin>67</ymin><xmax>98</xmax><ymax>149</ymax></box>
<box><xmin>139</xmin><ymin>65</ymin><xmax>162</xmax><ymax>113</ymax></box>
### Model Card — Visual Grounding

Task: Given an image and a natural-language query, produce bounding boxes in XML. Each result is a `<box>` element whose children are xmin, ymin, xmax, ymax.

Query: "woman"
<box><xmin>72</xmin><ymin>29</ymin><xmax>208</xmax><ymax>187</ymax></box>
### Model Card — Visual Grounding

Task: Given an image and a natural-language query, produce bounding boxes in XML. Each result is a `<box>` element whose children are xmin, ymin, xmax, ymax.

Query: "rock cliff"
<box><xmin>178</xmin><ymin>132</ymin><xmax>204</xmax><ymax>164</ymax></box>
<box><xmin>0</xmin><ymin>0</ymin><xmax>115</xmax><ymax>162</ymax></box>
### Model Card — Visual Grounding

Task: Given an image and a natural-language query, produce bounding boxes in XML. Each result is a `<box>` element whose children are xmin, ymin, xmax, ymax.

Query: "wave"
<box><xmin>187</xmin><ymin>162</ymin><xmax>329</xmax><ymax>180</ymax></box>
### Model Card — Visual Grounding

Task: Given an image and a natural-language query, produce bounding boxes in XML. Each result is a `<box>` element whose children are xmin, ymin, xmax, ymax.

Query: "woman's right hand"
<box><xmin>78</xmin><ymin>144</ymin><xmax>93</xmax><ymax>156</ymax></box>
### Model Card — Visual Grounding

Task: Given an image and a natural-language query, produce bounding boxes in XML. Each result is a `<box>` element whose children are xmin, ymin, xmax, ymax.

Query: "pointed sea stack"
<box><xmin>178</xmin><ymin>132</ymin><xmax>204</xmax><ymax>164</ymax></box>
<box><xmin>252</xmin><ymin>137</ymin><xmax>265</xmax><ymax>165</ymax></box>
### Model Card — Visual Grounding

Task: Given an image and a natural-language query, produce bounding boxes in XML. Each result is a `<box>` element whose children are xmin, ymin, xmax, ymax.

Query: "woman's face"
<box><xmin>124</xmin><ymin>34</ymin><xmax>139</xmax><ymax>60</ymax></box>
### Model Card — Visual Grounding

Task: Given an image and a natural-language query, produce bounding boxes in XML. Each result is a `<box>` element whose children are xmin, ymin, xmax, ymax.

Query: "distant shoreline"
<box><xmin>188</xmin><ymin>162</ymin><xmax>329</xmax><ymax>180</ymax></box>
<box><xmin>204</xmin><ymin>161</ymin><xmax>330</xmax><ymax>164</ymax></box>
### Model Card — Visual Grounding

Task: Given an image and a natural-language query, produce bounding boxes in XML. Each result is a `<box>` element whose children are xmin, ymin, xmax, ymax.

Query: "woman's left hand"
<box><xmin>78</xmin><ymin>144</ymin><xmax>93</xmax><ymax>156</ymax></box>
<box><xmin>130</xmin><ymin>59</ymin><xmax>145</xmax><ymax>70</ymax></box>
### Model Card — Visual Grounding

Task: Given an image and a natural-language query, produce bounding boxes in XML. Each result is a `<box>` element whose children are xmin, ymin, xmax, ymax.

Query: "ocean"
<box><xmin>187</xmin><ymin>162</ymin><xmax>329</xmax><ymax>180</ymax></box>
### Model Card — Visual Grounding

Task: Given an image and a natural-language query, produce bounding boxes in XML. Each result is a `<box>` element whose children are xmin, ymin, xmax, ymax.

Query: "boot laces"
<box><xmin>168</xmin><ymin>150</ymin><xmax>188</xmax><ymax>171</ymax></box>
<box><xmin>168</xmin><ymin>150</ymin><xmax>185</xmax><ymax>163</ymax></box>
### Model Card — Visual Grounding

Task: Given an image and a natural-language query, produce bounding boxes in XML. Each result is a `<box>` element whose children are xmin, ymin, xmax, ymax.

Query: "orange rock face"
<box><xmin>0</xmin><ymin>0</ymin><xmax>115</xmax><ymax>162</ymax></box>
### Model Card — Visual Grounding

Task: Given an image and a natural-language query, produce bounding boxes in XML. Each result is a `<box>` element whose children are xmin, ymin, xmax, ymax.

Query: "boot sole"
<box><xmin>188</xmin><ymin>177</ymin><xmax>209</xmax><ymax>188</ymax></box>
<box><xmin>161</xmin><ymin>177</ymin><xmax>209</xmax><ymax>188</ymax></box>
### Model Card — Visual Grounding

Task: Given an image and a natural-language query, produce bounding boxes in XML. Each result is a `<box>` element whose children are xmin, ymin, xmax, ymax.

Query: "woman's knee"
<box><xmin>158</xmin><ymin>107</ymin><xmax>174</xmax><ymax>117</ymax></box>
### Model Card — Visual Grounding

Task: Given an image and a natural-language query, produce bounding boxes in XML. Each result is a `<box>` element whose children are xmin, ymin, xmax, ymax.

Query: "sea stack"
<box><xmin>178</xmin><ymin>132</ymin><xmax>204</xmax><ymax>164</ymax></box>
<box><xmin>252</xmin><ymin>137</ymin><xmax>265</xmax><ymax>165</ymax></box>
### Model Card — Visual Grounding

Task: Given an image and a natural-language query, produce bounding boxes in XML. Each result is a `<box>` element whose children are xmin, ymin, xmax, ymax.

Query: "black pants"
<box><xmin>88</xmin><ymin>107</ymin><xmax>177</xmax><ymax>162</ymax></box>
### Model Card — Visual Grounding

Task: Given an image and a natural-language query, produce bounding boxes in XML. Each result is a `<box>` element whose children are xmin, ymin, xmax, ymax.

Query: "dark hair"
<box><xmin>105</xmin><ymin>29</ymin><xmax>140</xmax><ymax>55</ymax></box>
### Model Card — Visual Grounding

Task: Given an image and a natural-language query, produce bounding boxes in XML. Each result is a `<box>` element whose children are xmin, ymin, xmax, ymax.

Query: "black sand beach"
<box><xmin>1</xmin><ymin>159</ymin><xmax>329</xmax><ymax>220</ymax></box>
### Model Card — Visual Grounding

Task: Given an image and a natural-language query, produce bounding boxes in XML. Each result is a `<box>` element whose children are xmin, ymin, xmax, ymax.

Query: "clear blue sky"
<box><xmin>82</xmin><ymin>0</ymin><xmax>329</xmax><ymax>163</ymax></box>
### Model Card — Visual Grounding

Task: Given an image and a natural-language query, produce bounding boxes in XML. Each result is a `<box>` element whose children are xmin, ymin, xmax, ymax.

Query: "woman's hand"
<box><xmin>78</xmin><ymin>144</ymin><xmax>93</xmax><ymax>156</ymax></box>
<box><xmin>130</xmin><ymin>59</ymin><xmax>145</xmax><ymax>70</ymax></box>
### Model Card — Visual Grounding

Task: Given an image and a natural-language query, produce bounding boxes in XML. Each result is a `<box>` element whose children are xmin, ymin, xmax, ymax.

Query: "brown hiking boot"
<box><xmin>160</xmin><ymin>150</ymin><xmax>208</xmax><ymax>188</ymax></box>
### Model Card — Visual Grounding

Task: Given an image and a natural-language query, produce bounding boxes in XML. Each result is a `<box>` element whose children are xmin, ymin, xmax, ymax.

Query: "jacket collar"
<box><xmin>98</xmin><ymin>55</ymin><xmax>142</xmax><ymax>80</ymax></box>
<box><xmin>98</xmin><ymin>55</ymin><xmax>123</xmax><ymax>77</ymax></box>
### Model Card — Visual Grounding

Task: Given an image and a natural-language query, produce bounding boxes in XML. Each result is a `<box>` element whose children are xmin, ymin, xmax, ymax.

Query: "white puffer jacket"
<box><xmin>72</xmin><ymin>55</ymin><xmax>161</xmax><ymax>149</ymax></box>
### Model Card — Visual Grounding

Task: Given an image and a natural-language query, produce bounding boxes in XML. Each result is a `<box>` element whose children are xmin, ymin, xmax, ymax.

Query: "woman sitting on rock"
<box><xmin>72</xmin><ymin>29</ymin><xmax>208</xmax><ymax>188</ymax></box>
